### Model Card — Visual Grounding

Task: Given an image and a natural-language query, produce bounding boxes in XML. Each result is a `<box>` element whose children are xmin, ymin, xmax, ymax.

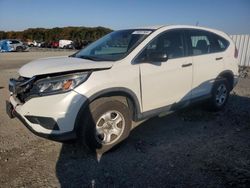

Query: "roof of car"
<box><xmin>130</xmin><ymin>25</ymin><xmax>228</xmax><ymax>37</ymax></box>
<box><xmin>132</xmin><ymin>25</ymin><xmax>221</xmax><ymax>32</ymax></box>
<box><xmin>133</xmin><ymin>25</ymin><xmax>166</xmax><ymax>30</ymax></box>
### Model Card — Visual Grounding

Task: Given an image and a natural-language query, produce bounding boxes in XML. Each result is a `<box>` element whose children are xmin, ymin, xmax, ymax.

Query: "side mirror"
<box><xmin>147</xmin><ymin>51</ymin><xmax>168</xmax><ymax>62</ymax></box>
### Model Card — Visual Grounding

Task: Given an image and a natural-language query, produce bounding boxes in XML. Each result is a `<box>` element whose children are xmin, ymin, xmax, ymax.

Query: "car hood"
<box><xmin>19</xmin><ymin>56</ymin><xmax>114</xmax><ymax>78</ymax></box>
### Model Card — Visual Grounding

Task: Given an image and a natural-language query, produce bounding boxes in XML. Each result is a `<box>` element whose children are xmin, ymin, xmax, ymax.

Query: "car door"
<box><xmin>185</xmin><ymin>29</ymin><xmax>225</xmax><ymax>99</ymax></box>
<box><xmin>136</xmin><ymin>30</ymin><xmax>193</xmax><ymax>112</ymax></box>
<box><xmin>9</xmin><ymin>40</ymin><xmax>19</xmax><ymax>50</ymax></box>
<box><xmin>8</xmin><ymin>40</ymin><xmax>15</xmax><ymax>49</ymax></box>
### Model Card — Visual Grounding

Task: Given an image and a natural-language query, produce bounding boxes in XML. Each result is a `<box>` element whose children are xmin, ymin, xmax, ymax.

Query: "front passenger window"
<box><xmin>136</xmin><ymin>30</ymin><xmax>184</xmax><ymax>62</ymax></box>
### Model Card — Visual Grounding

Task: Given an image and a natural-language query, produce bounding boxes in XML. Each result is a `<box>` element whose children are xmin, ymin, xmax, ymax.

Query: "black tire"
<box><xmin>207</xmin><ymin>79</ymin><xmax>230</xmax><ymax>111</ymax></box>
<box><xmin>81</xmin><ymin>98</ymin><xmax>132</xmax><ymax>154</ymax></box>
<box><xmin>16</xmin><ymin>46</ymin><xmax>23</xmax><ymax>52</ymax></box>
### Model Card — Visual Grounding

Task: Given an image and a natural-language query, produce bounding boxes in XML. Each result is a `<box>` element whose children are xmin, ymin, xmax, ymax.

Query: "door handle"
<box><xmin>182</xmin><ymin>63</ymin><xmax>192</xmax><ymax>67</ymax></box>
<box><xmin>215</xmin><ymin>57</ymin><xmax>223</xmax><ymax>61</ymax></box>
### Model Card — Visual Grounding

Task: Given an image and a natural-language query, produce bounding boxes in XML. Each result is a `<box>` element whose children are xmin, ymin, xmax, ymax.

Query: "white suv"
<box><xmin>6</xmin><ymin>25</ymin><xmax>239</xmax><ymax>153</ymax></box>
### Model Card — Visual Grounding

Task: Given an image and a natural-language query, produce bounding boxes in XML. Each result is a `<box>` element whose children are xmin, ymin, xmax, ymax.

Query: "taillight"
<box><xmin>234</xmin><ymin>47</ymin><xmax>238</xmax><ymax>58</ymax></box>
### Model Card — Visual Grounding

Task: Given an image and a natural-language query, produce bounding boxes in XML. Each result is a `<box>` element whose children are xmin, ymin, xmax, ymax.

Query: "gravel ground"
<box><xmin>0</xmin><ymin>51</ymin><xmax>249</xmax><ymax>188</ymax></box>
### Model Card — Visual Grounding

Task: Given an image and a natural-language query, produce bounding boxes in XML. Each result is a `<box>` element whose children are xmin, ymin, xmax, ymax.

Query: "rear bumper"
<box><xmin>233</xmin><ymin>75</ymin><xmax>239</xmax><ymax>87</ymax></box>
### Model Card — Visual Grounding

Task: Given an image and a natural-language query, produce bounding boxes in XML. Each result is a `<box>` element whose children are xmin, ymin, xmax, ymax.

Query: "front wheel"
<box><xmin>208</xmin><ymin>79</ymin><xmax>230</xmax><ymax>111</ymax></box>
<box><xmin>82</xmin><ymin>99</ymin><xmax>132</xmax><ymax>154</ymax></box>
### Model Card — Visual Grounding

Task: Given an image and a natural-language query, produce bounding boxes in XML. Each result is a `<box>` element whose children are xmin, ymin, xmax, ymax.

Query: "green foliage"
<box><xmin>0</xmin><ymin>26</ymin><xmax>112</xmax><ymax>42</ymax></box>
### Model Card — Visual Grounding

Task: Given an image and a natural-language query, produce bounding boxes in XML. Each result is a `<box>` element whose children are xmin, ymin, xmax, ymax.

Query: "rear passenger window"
<box><xmin>186</xmin><ymin>30</ymin><xmax>229</xmax><ymax>56</ymax></box>
<box><xmin>190</xmin><ymin>35</ymin><xmax>210</xmax><ymax>55</ymax></box>
<box><xmin>186</xmin><ymin>30</ymin><xmax>213</xmax><ymax>56</ymax></box>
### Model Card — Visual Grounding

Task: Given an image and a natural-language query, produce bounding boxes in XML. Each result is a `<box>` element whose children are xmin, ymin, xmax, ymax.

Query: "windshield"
<box><xmin>73</xmin><ymin>29</ymin><xmax>154</xmax><ymax>61</ymax></box>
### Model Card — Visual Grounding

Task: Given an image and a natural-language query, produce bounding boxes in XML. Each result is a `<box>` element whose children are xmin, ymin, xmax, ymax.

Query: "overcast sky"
<box><xmin>0</xmin><ymin>0</ymin><xmax>249</xmax><ymax>34</ymax></box>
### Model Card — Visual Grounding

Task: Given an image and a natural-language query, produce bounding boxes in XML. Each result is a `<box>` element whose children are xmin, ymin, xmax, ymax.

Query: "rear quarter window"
<box><xmin>214</xmin><ymin>35</ymin><xmax>229</xmax><ymax>51</ymax></box>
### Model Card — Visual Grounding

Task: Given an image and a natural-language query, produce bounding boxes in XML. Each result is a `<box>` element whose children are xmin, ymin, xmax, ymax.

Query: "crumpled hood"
<box><xmin>19</xmin><ymin>56</ymin><xmax>114</xmax><ymax>78</ymax></box>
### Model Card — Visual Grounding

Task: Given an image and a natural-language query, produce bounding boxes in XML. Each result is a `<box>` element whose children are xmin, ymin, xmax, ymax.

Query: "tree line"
<box><xmin>0</xmin><ymin>26</ymin><xmax>113</xmax><ymax>42</ymax></box>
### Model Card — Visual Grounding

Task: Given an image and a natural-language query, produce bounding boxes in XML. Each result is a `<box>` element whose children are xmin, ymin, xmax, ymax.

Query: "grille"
<box><xmin>9</xmin><ymin>76</ymin><xmax>36</xmax><ymax>102</ymax></box>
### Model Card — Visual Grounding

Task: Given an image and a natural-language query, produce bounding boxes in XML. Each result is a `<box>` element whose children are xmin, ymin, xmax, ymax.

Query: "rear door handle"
<box><xmin>182</xmin><ymin>63</ymin><xmax>192</xmax><ymax>67</ymax></box>
<box><xmin>215</xmin><ymin>57</ymin><xmax>223</xmax><ymax>61</ymax></box>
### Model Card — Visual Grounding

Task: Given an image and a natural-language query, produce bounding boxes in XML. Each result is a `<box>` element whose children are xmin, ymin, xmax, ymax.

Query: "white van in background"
<box><xmin>59</xmin><ymin>40</ymin><xmax>73</xmax><ymax>48</ymax></box>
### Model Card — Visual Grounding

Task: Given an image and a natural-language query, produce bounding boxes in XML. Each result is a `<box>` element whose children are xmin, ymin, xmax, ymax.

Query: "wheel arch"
<box><xmin>74</xmin><ymin>87</ymin><xmax>141</xmax><ymax>133</ymax></box>
<box><xmin>218</xmin><ymin>70</ymin><xmax>234</xmax><ymax>91</ymax></box>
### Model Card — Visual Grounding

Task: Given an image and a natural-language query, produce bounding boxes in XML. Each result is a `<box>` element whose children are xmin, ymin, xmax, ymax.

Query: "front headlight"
<box><xmin>34</xmin><ymin>72</ymin><xmax>89</xmax><ymax>95</ymax></box>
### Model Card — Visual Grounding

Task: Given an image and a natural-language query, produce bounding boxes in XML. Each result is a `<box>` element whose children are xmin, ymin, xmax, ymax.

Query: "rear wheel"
<box><xmin>16</xmin><ymin>46</ymin><xmax>23</xmax><ymax>52</ymax></box>
<box><xmin>208</xmin><ymin>79</ymin><xmax>230</xmax><ymax>111</ymax></box>
<box><xmin>81</xmin><ymin>98</ymin><xmax>132</xmax><ymax>154</ymax></box>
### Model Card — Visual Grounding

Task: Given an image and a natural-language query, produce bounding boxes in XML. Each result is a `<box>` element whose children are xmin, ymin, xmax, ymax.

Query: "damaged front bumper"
<box><xmin>6</xmin><ymin>76</ymin><xmax>87</xmax><ymax>141</ymax></box>
<box><xmin>6</xmin><ymin>99</ymin><xmax>76</xmax><ymax>141</ymax></box>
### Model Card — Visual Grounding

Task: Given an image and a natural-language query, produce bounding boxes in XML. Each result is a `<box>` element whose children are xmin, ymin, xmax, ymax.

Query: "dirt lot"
<box><xmin>0</xmin><ymin>51</ymin><xmax>250</xmax><ymax>188</ymax></box>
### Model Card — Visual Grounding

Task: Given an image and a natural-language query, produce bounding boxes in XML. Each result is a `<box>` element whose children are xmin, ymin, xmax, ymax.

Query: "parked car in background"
<box><xmin>51</xmin><ymin>41</ymin><xmax>59</xmax><ymax>48</ymax></box>
<box><xmin>27</xmin><ymin>40</ymin><xmax>38</xmax><ymax>47</ymax></box>
<box><xmin>36</xmin><ymin>42</ymin><xmax>43</xmax><ymax>47</ymax></box>
<box><xmin>74</xmin><ymin>40</ymin><xmax>93</xmax><ymax>49</ymax></box>
<box><xmin>39</xmin><ymin>42</ymin><xmax>50</xmax><ymax>48</ymax></box>
<box><xmin>0</xmin><ymin>40</ymin><xmax>14</xmax><ymax>52</ymax></box>
<box><xmin>6</xmin><ymin>25</ymin><xmax>239</xmax><ymax>154</ymax></box>
<box><xmin>59</xmin><ymin>40</ymin><xmax>73</xmax><ymax>48</ymax></box>
<box><xmin>63</xmin><ymin>43</ymin><xmax>75</xmax><ymax>49</ymax></box>
<box><xmin>0</xmin><ymin>39</ymin><xmax>28</xmax><ymax>52</ymax></box>
<box><xmin>9</xmin><ymin>39</ymin><xmax>28</xmax><ymax>51</ymax></box>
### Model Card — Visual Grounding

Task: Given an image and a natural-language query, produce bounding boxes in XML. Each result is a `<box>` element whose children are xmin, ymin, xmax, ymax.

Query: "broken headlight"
<box><xmin>34</xmin><ymin>72</ymin><xmax>89</xmax><ymax>95</ymax></box>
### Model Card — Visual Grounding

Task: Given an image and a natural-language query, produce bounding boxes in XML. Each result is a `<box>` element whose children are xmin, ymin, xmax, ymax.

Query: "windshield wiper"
<box><xmin>78</xmin><ymin>55</ymin><xmax>96</xmax><ymax>60</ymax></box>
<box><xmin>77</xmin><ymin>55</ymin><xmax>107</xmax><ymax>61</ymax></box>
